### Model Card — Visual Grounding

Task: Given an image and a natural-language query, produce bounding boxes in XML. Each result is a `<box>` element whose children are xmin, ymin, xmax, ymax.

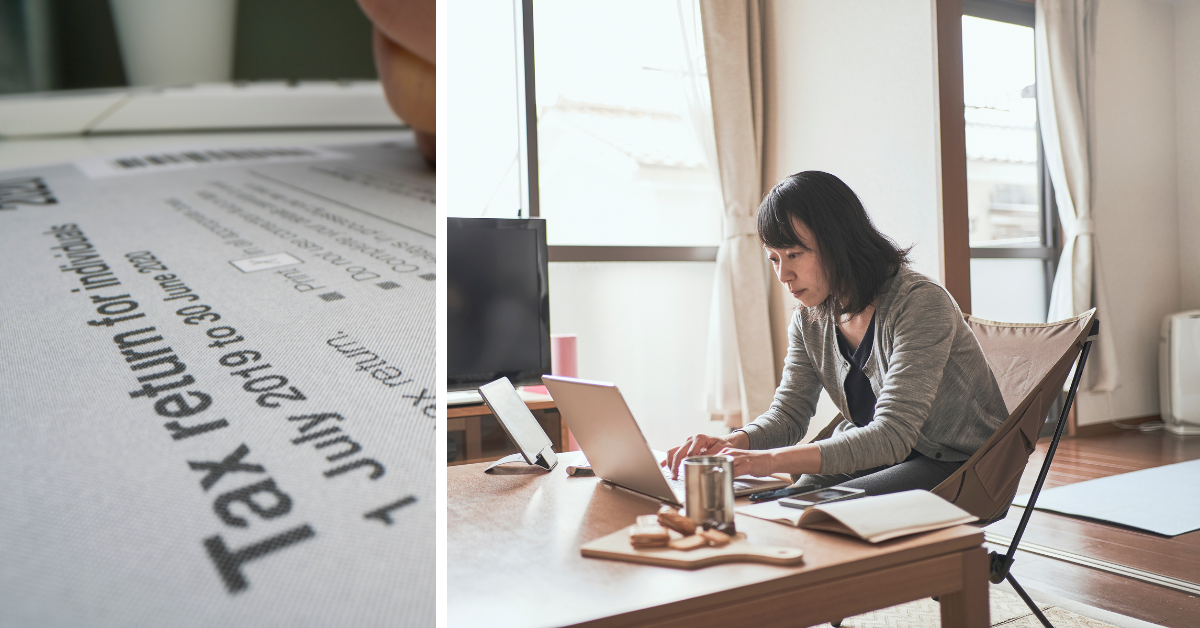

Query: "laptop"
<box><xmin>541</xmin><ymin>375</ymin><xmax>789</xmax><ymax>505</ymax></box>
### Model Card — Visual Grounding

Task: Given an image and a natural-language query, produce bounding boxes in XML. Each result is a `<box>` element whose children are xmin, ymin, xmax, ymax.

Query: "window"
<box><xmin>532</xmin><ymin>0</ymin><xmax>721</xmax><ymax>250</ymax></box>
<box><xmin>446</xmin><ymin>0</ymin><xmax>523</xmax><ymax>220</ymax></box>
<box><xmin>962</xmin><ymin>0</ymin><xmax>1059</xmax><ymax>323</ymax></box>
<box><xmin>446</xmin><ymin>0</ymin><xmax>722</xmax><ymax>261</ymax></box>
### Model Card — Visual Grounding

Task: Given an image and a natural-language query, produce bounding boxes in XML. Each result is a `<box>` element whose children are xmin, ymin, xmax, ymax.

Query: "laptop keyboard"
<box><xmin>659</xmin><ymin>466</ymin><xmax>687</xmax><ymax>498</ymax></box>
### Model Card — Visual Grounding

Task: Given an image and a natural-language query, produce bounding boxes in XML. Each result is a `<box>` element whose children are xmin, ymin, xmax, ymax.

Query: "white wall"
<box><xmin>1074</xmin><ymin>0</ymin><xmax>1180</xmax><ymax>425</ymax></box>
<box><xmin>761</xmin><ymin>0</ymin><xmax>944</xmax><ymax>281</ymax></box>
<box><xmin>1177</xmin><ymin>0</ymin><xmax>1200</xmax><ymax>311</ymax></box>
<box><xmin>547</xmin><ymin>262</ymin><xmax>716</xmax><ymax>450</ymax></box>
<box><xmin>970</xmin><ymin>258</ymin><xmax>1048</xmax><ymax>324</ymax></box>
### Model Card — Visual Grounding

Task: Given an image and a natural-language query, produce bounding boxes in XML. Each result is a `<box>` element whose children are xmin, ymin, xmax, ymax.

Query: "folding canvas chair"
<box><xmin>816</xmin><ymin>309</ymin><xmax>1098</xmax><ymax>628</ymax></box>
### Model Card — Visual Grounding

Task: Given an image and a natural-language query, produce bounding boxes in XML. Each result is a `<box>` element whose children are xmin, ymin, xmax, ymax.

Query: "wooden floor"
<box><xmin>982</xmin><ymin>428</ymin><xmax>1200</xmax><ymax>628</ymax></box>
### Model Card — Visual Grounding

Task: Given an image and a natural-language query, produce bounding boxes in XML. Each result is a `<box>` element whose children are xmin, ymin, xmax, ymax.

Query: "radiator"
<box><xmin>1160</xmin><ymin>310</ymin><xmax>1200</xmax><ymax>435</ymax></box>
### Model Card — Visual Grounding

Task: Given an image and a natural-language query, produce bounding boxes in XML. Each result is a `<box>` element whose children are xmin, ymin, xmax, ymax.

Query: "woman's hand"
<box><xmin>714</xmin><ymin>447</ymin><xmax>776</xmax><ymax>478</ymax></box>
<box><xmin>663</xmin><ymin>431</ymin><xmax>750</xmax><ymax>479</ymax></box>
<box><xmin>357</xmin><ymin>0</ymin><xmax>436</xmax><ymax>164</ymax></box>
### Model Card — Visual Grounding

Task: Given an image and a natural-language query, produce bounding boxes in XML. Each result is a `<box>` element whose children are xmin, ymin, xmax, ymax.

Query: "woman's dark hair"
<box><xmin>757</xmin><ymin>171</ymin><xmax>910</xmax><ymax>322</ymax></box>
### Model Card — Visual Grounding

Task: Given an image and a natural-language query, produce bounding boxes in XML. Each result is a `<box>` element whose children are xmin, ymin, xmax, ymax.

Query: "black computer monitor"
<box><xmin>447</xmin><ymin>217</ymin><xmax>551</xmax><ymax>390</ymax></box>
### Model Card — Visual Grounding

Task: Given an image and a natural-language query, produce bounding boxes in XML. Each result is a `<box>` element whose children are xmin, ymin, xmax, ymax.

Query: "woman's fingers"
<box><xmin>373</xmin><ymin>28</ymin><xmax>436</xmax><ymax>165</ymax></box>
<box><xmin>729</xmin><ymin>455</ymin><xmax>749</xmax><ymax>476</ymax></box>
<box><xmin>373</xmin><ymin>29</ymin><xmax>436</xmax><ymax>134</ymax></box>
<box><xmin>720</xmin><ymin>447</ymin><xmax>765</xmax><ymax>477</ymax></box>
<box><xmin>359</xmin><ymin>0</ymin><xmax>436</xmax><ymax>164</ymax></box>
<box><xmin>662</xmin><ymin>445</ymin><xmax>680</xmax><ymax>470</ymax></box>
<box><xmin>668</xmin><ymin>435</ymin><xmax>705</xmax><ymax>479</ymax></box>
<box><xmin>715</xmin><ymin>446</ymin><xmax>743</xmax><ymax>474</ymax></box>
<box><xmin>357</xmin><ymin>0</ymin><xmax>435</xmax><ymax>64</ymax></box>
<box><xmin>414</xmin><ymin>130</ymin><xmax>435</xmax><ymax>163</ymax></box>
<box><xmin>664</xmin><ymin>442</ymin><xmax>683</xmax><ymax>476</ymax></box>
<box><xmin>667</xmin><ymin>433</ymin><xmax>753</xmax><ymax>479</ymax></box>
<box><xmin>667</xmin><ymin>438</ymin><xmax>692</xmax><ymax>479</ymax></box>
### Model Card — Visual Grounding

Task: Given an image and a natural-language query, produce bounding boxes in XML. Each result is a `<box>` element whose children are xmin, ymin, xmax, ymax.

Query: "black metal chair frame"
<box><xmin>987</xmin><ymin>320</ymin><xmax>1096</xmax><ymax>628</ymax></box>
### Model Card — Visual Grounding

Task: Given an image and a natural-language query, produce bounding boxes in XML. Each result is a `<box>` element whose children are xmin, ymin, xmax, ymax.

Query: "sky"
<box><xmin>962</xmin><ymin>15</ymin><xmax>1037</xmax><ymax>125</ymax></box>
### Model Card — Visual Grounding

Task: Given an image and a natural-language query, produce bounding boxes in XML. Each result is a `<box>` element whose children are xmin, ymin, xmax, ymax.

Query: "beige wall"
<box><xmin>1075</xmin><ymin>0</ymin><xmax>1181</xmax><ymax>425</ymax></box>
<box><xmin>761</xmin><ymin>0</ymin><xmax>944</xmax><ymax>282</ymax></box>
<box><xmin>547</xmin><ymin>262</ymin><xmax>716</xmax><ymax>451</ymax></box>
<box><xmin>1177</xmin><ymin>0</ymin><xmax>1200</xmax><ymax>311</ymax></box>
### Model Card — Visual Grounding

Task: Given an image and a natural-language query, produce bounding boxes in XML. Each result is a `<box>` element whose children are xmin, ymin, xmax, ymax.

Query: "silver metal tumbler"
<box><xmin>683</xmin><ymin>455</ymin><xmax>736</xmax><ymax>529</ymax></box>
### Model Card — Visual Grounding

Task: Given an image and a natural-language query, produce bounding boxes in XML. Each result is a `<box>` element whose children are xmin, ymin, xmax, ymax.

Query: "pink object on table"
<box><xmin>551</xmin><ymin>333</ymin><xmax>578</xmax><ymax>378</ymax></box>
<box><xmin>522</xmin><ymin>335</ymin><xmax>581</xmax><ymax>450</ymax></box>
<box><xmin>552</xmin><ymin>334</ymin><xmax>579</xmax><ymax>450</ymax></box>
<box><xmin>525</xmin><ymin>333</ymin><xmax>579</xmax><ymax>395</ymax></box>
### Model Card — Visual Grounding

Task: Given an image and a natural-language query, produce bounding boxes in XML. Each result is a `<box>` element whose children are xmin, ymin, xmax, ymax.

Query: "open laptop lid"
<box><xmin>541</xmin><ymin>375</ymin><xmax>680</xmax><ymax>505</ymax></box>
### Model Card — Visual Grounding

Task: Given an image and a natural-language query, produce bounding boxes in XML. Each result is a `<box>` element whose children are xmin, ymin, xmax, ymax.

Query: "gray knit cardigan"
<box><xmin>739</xmin><ymin>266</ymin><xmax>1008</xmax><ymax>475</ymax></box>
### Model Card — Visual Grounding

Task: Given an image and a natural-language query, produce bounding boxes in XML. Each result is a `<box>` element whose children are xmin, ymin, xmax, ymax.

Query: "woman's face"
<box><xmin>765</xmin><ymin>217</ymin><xmax>830</xmax><ymax>308</ymax></box>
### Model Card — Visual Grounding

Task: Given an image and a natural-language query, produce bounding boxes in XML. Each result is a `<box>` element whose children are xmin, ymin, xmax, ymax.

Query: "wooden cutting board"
<box><xmin>580</xmin><ymin>527</ymin><xmax>804</xmax><ymax>569</ymax></box>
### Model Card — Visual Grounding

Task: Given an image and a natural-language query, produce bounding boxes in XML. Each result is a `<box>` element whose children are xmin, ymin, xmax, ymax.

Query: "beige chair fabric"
<box><xmin>809</xmin><ymin>308</ymin><xmax>1097</xmax><ymax>523</ymax></box>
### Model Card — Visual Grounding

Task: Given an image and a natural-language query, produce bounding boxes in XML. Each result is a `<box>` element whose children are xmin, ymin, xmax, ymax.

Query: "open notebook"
<box><xmin>737</xmin><ymin>490</ymin><xmax>976</xmax><ymax>543</ymax></box>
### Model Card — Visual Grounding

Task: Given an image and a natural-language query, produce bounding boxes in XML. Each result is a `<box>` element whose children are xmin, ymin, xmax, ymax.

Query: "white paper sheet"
<box><xmin>736</xmin><ymin>500</ymin><xmax>805</xmax><ymax>526</ymax></box>
<box><xmin>0</xmin><ymin>135</ymin><xmax>434</xmax><ymax>626</ymax></box>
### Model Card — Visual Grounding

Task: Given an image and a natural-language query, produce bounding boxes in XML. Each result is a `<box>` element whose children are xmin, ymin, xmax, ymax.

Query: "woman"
<box><xmin>665</xmin><ymin>171</ymin><xmax>1007</xmax><ymax>496</ymax></box>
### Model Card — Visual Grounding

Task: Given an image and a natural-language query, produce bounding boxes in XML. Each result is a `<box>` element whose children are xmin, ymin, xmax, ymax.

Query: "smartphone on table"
<box><xmin>778</xmin><ymin>486</ymin><xmax>865</xmax><ymax>510</ymax></box>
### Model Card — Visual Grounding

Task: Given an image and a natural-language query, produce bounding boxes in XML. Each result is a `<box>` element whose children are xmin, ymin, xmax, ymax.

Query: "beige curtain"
<box><xmin>1036</xmin><ymin>0</ymin><xmax>1118</xmax><ymax>391</ymax></box>
<box><xmin>699</xmin><ymin>0</ymin><xmax>777</xmax><ymax>427</ymax></box>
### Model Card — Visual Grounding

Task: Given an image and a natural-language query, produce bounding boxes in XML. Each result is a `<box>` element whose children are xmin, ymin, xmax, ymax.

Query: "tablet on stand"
<box><xmin>478</xmin><ymin>377</ymin><xmax>558</xmax><ymax>473</ymax></box>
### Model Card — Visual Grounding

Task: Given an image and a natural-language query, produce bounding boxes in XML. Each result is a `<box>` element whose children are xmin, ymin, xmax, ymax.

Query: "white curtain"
<box><xmin>698</xmin><ymin>0</ymin><xmax>777</xmax><ymax>427</ymax></box>
<box><xmin>1035</xmin><ymin>0</ymin><xmax>1118</xmax><ymax>392</ymax></box>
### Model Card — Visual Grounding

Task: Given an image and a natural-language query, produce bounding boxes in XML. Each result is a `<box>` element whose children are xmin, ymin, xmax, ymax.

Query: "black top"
<box><xmin>835</xmin><ymin>312</ymin><xmax>878</xmax><ymax>428</ymax></box>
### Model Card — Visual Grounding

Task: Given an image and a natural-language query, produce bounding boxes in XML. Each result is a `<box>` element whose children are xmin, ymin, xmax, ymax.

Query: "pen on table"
<box><xmin>747</xmin><ymin>485</ymin><xmax>815</xmax><ymax>503</ymax></box>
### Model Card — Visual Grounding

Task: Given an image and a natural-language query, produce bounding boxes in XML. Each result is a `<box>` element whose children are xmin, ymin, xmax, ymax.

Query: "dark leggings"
<box><xmin>792</xmin><ymin>451</ymin><xmax>964</xmax><ymax>497</ymax></box>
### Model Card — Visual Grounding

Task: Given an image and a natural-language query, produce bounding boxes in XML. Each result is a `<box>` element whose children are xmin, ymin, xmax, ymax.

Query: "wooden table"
<box><xmin>448</xmin><ymin>452</ymin><xmax>989</xmax><ymax>628</ymax></box>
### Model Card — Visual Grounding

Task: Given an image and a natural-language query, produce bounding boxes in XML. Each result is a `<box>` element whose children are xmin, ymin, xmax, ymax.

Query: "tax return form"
<box><xmin>0</xmin><ymin>134</ymin><xmax>433</xmax><ymax>627</ymax></box>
